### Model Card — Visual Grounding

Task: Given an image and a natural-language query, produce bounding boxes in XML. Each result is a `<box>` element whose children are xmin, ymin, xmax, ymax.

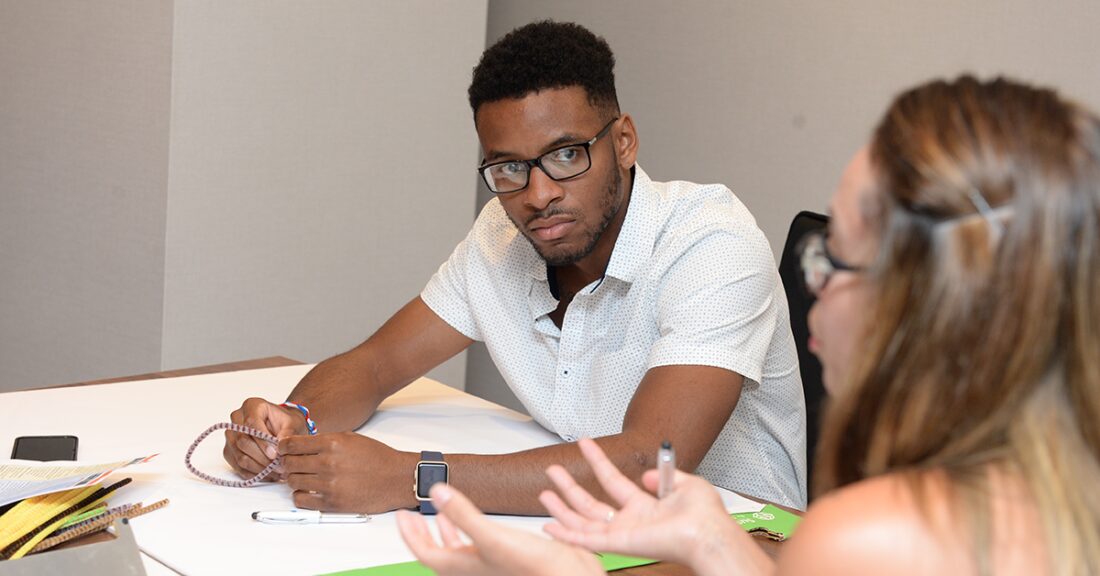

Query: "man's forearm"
<box><xmin>283</xmin><ymin>297</ymin><xmax>473</xmax><ymax>436</ymax></box>
<box><xmin>286</xmin><ymin>350</ymin><xmax>386</xmax><ymax>434</ymax></box>
<box><xmin>442</xmin><ymin>435</ymin><xmax>656</xmax><ymax>515</ymax></box>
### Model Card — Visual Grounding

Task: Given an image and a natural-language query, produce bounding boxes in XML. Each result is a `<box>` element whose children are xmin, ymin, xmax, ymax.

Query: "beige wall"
<box><xmin>0</xmin><ymin>1</ymin><xmax>173</xmax><ymax>392</ymax></box>
<box><xmin>161</xmin><ymin>1</ymin><xmax>486</xmax><ymax>389</ymax></box>
<box><xmin>0</xmin><ymin>1</ymin><xmax>486</xmax><ymax>392</ymax></box>
<box><xmin>466</xmin><ymin>0</ymin><xmax>1100</xmax><ymax>410</ymax></box>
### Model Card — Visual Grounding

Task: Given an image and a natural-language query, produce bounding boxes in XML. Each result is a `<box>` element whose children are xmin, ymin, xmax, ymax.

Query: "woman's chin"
<box><xmin>821</xmin><ymin>368</ymin><xmax>843</xmax><ymax>396</ymax></box>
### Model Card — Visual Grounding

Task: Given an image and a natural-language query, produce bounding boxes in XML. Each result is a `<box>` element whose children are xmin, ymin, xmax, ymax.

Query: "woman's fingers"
<box><xmin>545</xmin><ymin>464</ymin><xmax>618</xmax><ymax>524</ymax></box>
<box><xmin>436</xmin><ymin>512</ymin><xmax>466</xmax><ymax>549</ymax></box>
<box><xmin>576</xmin><ymin>438</ymin><xmax>646</xmax><ymax>506</ymax></box>
<box><xmin>539</xmin><ymin>489</ymin><xmax>598</xmax><ymax>532</ymax></box>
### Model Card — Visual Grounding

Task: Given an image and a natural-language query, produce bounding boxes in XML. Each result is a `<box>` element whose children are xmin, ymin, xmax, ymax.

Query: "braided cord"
<box><xmin>184</xmin><ymin>422</ymin><xmax>281</xmax><ymax>488</ymax></box>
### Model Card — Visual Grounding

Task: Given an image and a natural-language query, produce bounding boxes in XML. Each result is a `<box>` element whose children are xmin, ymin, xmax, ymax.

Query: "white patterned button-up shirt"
<box><xmin>421</xmin><ymin>165</ymin><xmax>807</xmax><ymax>508</ymax></box>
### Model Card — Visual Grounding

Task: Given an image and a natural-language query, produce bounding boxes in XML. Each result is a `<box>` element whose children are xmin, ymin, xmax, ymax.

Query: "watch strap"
<box><xmin>418</xmin><ymin>451</ymin><xmax>445</xmax><ymax>515</ymax></box>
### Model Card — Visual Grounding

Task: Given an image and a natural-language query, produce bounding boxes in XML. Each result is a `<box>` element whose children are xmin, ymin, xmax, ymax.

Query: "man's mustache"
<box><xmin>525</xmin><ymin>208</ymin><xmax>573</xmax><ymax>227</ymax></box>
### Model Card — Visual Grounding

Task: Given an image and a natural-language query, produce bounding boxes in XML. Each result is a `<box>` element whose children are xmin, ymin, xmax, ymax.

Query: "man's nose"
<box><xmin>523</xmin><ymin>166</ymin><xmax>565</xmax><ymax>211</ymax></box>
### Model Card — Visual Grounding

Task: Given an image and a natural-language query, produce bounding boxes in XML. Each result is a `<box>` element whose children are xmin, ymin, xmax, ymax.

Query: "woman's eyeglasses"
<box><xmin>797</xmin><ymin>230</ymin><xmax>865</xmax><ymax>296</ymax></box>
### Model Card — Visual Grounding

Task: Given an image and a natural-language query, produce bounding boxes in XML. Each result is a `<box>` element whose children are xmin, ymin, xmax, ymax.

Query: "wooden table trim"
<box><xmin>39</xmin><ymin>356</ymin><xmax>304</xmax><ymax>390</ymax></box>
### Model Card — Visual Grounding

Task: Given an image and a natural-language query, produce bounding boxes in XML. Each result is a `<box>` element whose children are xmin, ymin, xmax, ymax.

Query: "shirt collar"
<box><xmin>603</xmin><ymin>165</ymin><xmax>656</xmax><ymax>284</ymax></box>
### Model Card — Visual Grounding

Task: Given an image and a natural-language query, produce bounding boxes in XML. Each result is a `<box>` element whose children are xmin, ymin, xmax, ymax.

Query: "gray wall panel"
<box><xmin>0</xmin><ymin>1</ymin><xmax>173</xmax><ymax>391</ymax></box>
<box><xmin>1</xmin><ymin>1</ymin><xmax>487</xmax><ymax>392</ymax></box>
<box><xmin>161</xmin><ymin>1</ymin><xmax>488</xmax><ymax>389</ymax></box>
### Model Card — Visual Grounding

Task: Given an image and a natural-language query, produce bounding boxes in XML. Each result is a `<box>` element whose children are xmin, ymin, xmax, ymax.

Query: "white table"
<box><xmin>1</xmin><ymin>365</ymin><xmax>758</xmax><ymax>575</ymax></box>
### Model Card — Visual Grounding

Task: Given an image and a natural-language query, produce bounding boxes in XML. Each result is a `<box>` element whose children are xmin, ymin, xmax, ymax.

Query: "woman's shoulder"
<box><xmin>775</xmin><ymin>470</ymin><xmax>1045</xmax><ymax>576</ymax></box>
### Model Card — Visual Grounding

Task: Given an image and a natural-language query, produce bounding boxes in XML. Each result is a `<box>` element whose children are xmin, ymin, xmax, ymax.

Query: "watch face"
<box><xmin>416</xmin><ymin>462</ymin><xmax>448</xmax><ymax>499</ymax></box>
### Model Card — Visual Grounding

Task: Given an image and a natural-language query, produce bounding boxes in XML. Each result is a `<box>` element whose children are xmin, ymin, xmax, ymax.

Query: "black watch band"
<box><xmin>416</xmin><ymin>451</ymin><xmax>446</xmax><ymax>515</ymax></box>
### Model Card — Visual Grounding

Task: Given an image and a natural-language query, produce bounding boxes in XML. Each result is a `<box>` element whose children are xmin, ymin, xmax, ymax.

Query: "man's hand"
<box><xmin>397</xmin><ymin>483</ymin><xmax>604</xmax><ymax>576</ymax></box>
<box><xmin>224</xmin><ymin>397</ymin><xmax>307</xmax><ymax>481</ymax></box>
<box><xmin>278</xmin><ymin>432</ymin><xmax>418</xmax><ymax>513</ymax></box>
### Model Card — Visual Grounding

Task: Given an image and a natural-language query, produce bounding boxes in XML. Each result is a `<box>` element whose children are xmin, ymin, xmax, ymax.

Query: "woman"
<box><xmin>397</xmin><ymin>75</ymin><xmax>1100</xmax><ymax>575</ymax></box>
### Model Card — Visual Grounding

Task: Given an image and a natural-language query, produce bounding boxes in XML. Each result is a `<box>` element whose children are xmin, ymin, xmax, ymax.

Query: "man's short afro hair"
<box><xmin>468</xmin><ymin>20</ymin><xmax>619</xmax><ymax>118</ymax></box>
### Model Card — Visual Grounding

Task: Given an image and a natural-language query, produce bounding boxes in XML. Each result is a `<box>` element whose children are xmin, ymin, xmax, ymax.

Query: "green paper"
<box><xmin>730</xmin><ymin>504</ymin><xmax>801</xmax><ymax>540</ymax></box>
<box><xmin>596</xmin><ymin>552</ymin><xmax>658</xmax><ymax>570</ymax></box>
<box><xmin>319</xmin><ymin>551</ymin><xmax>658</xmax><ymax>575</ymax></box>
<box><xmin>320</xmin><ymin>561</ymin><xmax>433</xmax><ymax>576</ymax></box>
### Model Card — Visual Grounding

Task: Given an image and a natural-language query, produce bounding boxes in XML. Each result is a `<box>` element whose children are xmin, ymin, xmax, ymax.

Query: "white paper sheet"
<box><xmin>0</xmin><ymin>365</ymin><xmax>761</xmax><ymax>575</ymax></box>
<box><xmin>0</xmin><ymin>455</ymin><xmax>159</xmax><ymax>507</ymax></box>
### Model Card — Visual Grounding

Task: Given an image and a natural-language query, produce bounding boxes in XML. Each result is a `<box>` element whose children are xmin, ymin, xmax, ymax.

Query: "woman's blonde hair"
<box><xmin>814</xmin><ymin>76</ymin><xmax>1100</xmax><ymax>573</ymax></box>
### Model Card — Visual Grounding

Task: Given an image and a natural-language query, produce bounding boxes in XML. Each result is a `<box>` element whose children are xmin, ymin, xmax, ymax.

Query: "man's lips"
<box><xmin>527</xmin><ymin>216</ymin><xmax>575</xmax><ymax>241</ymax></box>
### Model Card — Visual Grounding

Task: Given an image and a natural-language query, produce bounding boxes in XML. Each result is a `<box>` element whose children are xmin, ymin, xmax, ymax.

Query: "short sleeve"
<box><xmin>647</xmin><ymin>226</ymin><xmax>780</xmax><ymax>385</ymax></box>
<box><xmin>421</xmin><ymin>234</ymin><xmax>482</xmax><ymax>341</ymax></box>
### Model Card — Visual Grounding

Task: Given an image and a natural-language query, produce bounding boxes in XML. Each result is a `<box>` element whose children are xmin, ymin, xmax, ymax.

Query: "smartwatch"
<box><xmin>414</xmin><ymin>451</ymin><xmax>448</xmax><ymax>514</ymax></box>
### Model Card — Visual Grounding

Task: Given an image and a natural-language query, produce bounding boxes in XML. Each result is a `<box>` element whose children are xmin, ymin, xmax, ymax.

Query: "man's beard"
<box><xmin>513</xmin><ymin>167</ymin><xmax>624</xmax><ymax>267</ymax></box>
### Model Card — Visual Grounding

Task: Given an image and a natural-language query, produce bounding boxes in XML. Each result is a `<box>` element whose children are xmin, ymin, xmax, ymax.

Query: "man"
<box><xmin>224</xmin><ymin>21</ymin><xmax>806</xmax><ymax>514</ymax></box>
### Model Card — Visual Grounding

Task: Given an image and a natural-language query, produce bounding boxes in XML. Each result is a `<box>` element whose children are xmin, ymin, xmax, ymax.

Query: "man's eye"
<box><xmin>498</xmin><ymin>162</ymin><xmax>526</xmax><ymax>176</ymax></box>
<box><xmin>548</xmin><ymin>147</ymin><xmax>580</xmax><ymax>163</ymax></box>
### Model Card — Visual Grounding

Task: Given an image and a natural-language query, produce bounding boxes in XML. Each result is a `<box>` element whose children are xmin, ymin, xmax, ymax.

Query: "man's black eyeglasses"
<box><xmin>478</xmin><ymin>118</ymin><xmax>618</xmax><ymax>194</ymax></box>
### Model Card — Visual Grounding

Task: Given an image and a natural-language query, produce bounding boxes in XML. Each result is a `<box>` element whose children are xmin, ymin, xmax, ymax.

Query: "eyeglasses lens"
<box><xmin>799</xmin><ymin>233</ymin><xmax>830</xmax><ymax>295</ymax></box>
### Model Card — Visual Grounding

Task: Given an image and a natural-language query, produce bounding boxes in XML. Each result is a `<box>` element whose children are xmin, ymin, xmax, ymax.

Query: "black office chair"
<box><xmin>777</xmin><ymin>210</ymin><xmax>828</xmax><ymax>499</ymax></box>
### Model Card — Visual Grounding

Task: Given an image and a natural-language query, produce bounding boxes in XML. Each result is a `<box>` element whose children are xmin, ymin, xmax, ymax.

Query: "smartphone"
<box><xmin>11</xmin><ymin>435</ymin><xmax>79</xmax><ymax>461</ymax></box>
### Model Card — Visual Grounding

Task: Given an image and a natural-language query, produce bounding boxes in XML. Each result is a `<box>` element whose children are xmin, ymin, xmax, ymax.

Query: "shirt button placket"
<box><xmin>554</xmin><ymin>296</ymin><xmax>586</xmax><ymax>437</ymax></box>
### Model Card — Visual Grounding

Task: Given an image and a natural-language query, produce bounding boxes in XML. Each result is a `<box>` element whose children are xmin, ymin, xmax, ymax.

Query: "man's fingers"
<box><xmin>225</xmin><ymin>398</ymin><xmax>292</xmax><ymax>478</ymax></box>
<box><xmin>235</xmin><ymin>434</ymin><xmax>276</xmax><ymax>467</ymax></box>
<box><xmin>291</xmin><ymin>490</ymin><xmax>325</xmax><ymax>510</ymax></box>
<box><xmin>223</xmin><ymin>427</ymin><xmax>265</xmax><ymax>474</ymax></box>
<box><xmin>260</xmin><ymin>402</ymin><xmax>302</xmax><ymax>438</ymax></box>
<box><xmin>223</xmin><ymin>438</ymin><xmax>267</xmax><ymax>477</ymax></box>
<box><xmin>280</xmin><ymin>453</ymin><xmax>322</xmax><ymax>474</ymax></box>
<box><xmin>244</xmin><ymin>414</ymin><xmax>280</xmax><ymax>461</ymax></box>
<box><xmin>238</xmin><ymin>398</ymin><xmax>280</xmax><ymax>435</ymax></box>
<box><xmin>227</xmin><ymin>399</ymin><xmax>284</xmax><ymax>466</ymax></box>
<box><xmin>235</xmin><ymin>451</ymin><xmax>264</xmax><ymax>474</ymax></box>
<box><xmin>285</xmin><ymin>472</ymin><xmax>325</xmax><ymax>493</ymax></box>
<box><xmin>278</xmin><ymin>434</ymin><xmax>322</xmax><ymax>456</ymax></box>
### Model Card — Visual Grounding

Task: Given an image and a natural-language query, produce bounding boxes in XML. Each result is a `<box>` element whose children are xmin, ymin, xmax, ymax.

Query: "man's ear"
<box><xmin>613</xmin><ymin>114</ymin><xmax>639</xmax><ymax>170</ymax></box>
